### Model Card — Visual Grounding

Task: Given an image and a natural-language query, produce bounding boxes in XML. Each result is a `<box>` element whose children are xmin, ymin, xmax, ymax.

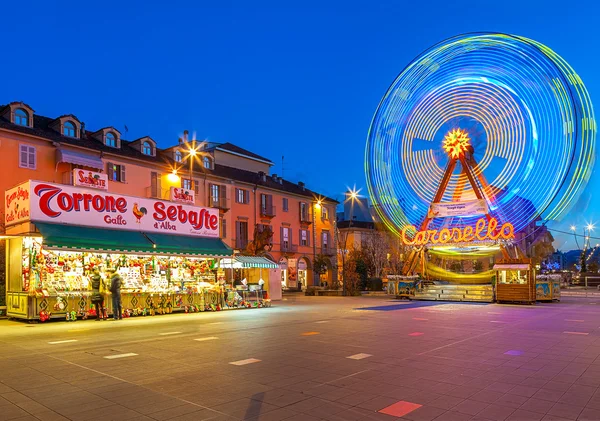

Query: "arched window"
<box><xmin>63</xmin><ymin>121</ymin><xmax>76</xmax><ymax>137</ymax></box>
<box><xmin>203</xmin><ymin>156</ymin><xmax>211</xmax><ymax>169</ymax></box>
<box><xmin>175</xmin><ymin>150</ymin><xmax>182</xmax><ymax>162</ymax></box>
<box><xmin>105</xmin><ymin>132</ymin><xmax>117</xmax><ymax>147</ymax></box>
<box><xmin>14</xmin><ymin>108</ymin><xmax>29</xmax><ymax>126</ymax></box>
<box><xmin>142</xmin><ymin>141</ymin><xmax>153</xmax><ymax>155</ymax></box>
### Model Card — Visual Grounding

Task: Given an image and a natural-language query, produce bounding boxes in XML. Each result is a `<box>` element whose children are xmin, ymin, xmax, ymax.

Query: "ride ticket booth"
<box><xmin>3</xmin><ymin>180</ymin><xmax>270</xmax><ymax>321</ymax></box>
<box><xmin>494</xmin><ymin>258</ymin><xmax>536</xmax><ymax>304</ymax></box>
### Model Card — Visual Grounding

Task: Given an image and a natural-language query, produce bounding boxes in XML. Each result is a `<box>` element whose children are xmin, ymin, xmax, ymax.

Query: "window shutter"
<box><xmin>222</xmin><ymin>218</ymin><xmax>226</xmax><ymax>238</ymax></box>
<box><xmin>151</xmin><ymin>172</ymin><xmax>158</xmax><ymax>197</ymax></box>
<box><xmin>245</xmin><ymin>190</ymin><xmax>250</xmax><ymax>204</ymax></box>
<box><xmin>27</xmin><ymin>146</ymin><xmax>36</xmax><ymax>169</ymax></box>
<box><xmin>289</xmin><ymin>229</ymin><xmax>293</xmax><ymax>247</ymax></box>
<box><xmin>299</xmin><ymin>229</ymin><xmax>302</xmax><ymax>245</ymax></box>
<box><xmin>19</xmin><ymin>145</ymin><xmax>28</xmax><ymax>167</ymax></box>
<box><xmin>280</xmin><ymin>227</ymin><xmax>284</xmax><ymax>248</ymax></box>
<box><xmin>220</xmin><ymin>185</ymin><xmax>226</xmax><ymax>200</ymax></box>
<box><xmin>157</xmin><ymin>173</ymin><xmax>162</xmax><ymax>196</ymax></box>
<box><xmin>120</xmin><ymin>165</ymin><xmax>126</xmax><ymax>183</ymax></box>
<box><xmin>307</xmin><ymin>230</ymin><xmax>310</xmax><ymax>247</ymax></box>
<box><xmin>235</xmin><ymin>188</ymin><xmax>240</xmax><ymax>203</ymax></box>
<box><xmin>107</xmin><ymin>162</ymin><xmax>114</xmax><ymax>180</ymax></box>
<box><xmin>235</xmin><ymin>221</ymin><xmax>240</xmax><ymax>246</ymax></box>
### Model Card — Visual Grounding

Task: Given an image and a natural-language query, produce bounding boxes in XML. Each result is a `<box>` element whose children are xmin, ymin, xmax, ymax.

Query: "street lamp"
<box><xmin>339</xmin><ymin>188</ymin><xmax>360</xmax><ymax>296</ymax></box>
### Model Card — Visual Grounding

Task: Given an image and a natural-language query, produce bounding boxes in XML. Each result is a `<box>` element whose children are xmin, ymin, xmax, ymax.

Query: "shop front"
<box><xmin>4</xmin><ymin>180</ymin><xmax>270</xmax><ymax>321</ymax></box>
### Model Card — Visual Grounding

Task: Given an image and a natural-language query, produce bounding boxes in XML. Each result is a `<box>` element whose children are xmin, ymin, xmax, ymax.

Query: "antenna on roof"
<box><xmin>124</xmin><ymin>125</ymin><xmax>129</xmax><ymax>133</ymax></box>
<box><xmin>282</xmin><ymin>155</ymin><xmax>284</xmax><ymax>178</ymax></box>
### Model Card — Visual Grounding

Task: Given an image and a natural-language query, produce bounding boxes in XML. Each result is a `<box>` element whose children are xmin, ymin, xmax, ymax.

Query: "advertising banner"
<box><xmin>428</xmin><ymin>199</ymin><xmax>488</xmax><ymax>218</ymax></box>
<box><xmin>5</xmin><ymin>181</ymin><xmax>219</xmax><ymax>238</ymax></box>
<box><xmin>72</xmin><ymin>169</ymin><xmax>108</xmax><ymax>190</ymax></box>
<box><xmin>170</xmin><ymin>187</ymin><xmax>195</xmax><ymax>204</ymax></box>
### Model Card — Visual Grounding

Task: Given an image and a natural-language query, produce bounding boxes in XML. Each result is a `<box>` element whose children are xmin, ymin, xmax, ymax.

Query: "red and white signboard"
<box><xmin>5</xmin><ymin>181</ymin><xmax>219</xmax><ymax>238</ymax></box>
<box><xmin>170</xmin><ymin>187</ymin><xmax>195</xmax><ymax>204</ymax></box>
<box><xmin>4</xmin><ymin>183</ymin><xmax>31</xmax><ymax>226</ymax></box>
<box><xmin>73</xmin><ymin>169</ymin><xmax>108</xmax><ymax>190</ymax></box>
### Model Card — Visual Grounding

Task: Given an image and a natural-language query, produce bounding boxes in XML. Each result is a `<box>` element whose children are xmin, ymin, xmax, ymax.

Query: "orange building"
<box><xmin>0</xmin><ymin>101</ymin><xmax>338</xmax><ymax>305</ymax></box>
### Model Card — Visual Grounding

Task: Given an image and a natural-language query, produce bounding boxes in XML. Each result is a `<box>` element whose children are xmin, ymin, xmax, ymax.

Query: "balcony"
<box><xmin>209</xmin><ymin>197</ymin><xmax>229</xmax><ymax>211</ymax></box>
<box><xmin>280</xmin><ymin>243</ymin><xmax>298</xmax><ymax>253</ymax></box>
<box><xmin>260</xmin><ymin>205</ymin><xmax>276</xmax><ymax>218</ymax></box>
<box><xmin>300</xmin><ymin>211</ymin><xmax>313</xmax><ymax>224</ymax></box>
<box><xmin>320</xmin><ymin>247</ymin><xmax>336</xmax><ymax>256</ymax></box>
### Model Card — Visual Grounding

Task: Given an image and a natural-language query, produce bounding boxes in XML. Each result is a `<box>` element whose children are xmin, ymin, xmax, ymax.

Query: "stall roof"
<box><xmin>221</xmin><ymin>256</ymin><xmax>278</xmax><ymax>269</ymax></box>
<box><xmin>56</xmin><ymin>149</ymin><xmax>104</xmax><ymax>170</ymax></box>
<box><xmin>36</xmin><ymin>223</ymin><xmax>232</xmax><ymax>257</ymax></box>
<box><xmin>144</xmin><ymin>233</ymin><xmax>232</xmax><ymax>258</ymax></box>
<box><xmin>493</xmin><ymin>264</ymin><xmax>531</xmax><ymax>270</ymax></box>
<box><xmin>37</xmin><ymin>223</ymin><xmax>156</xmax><ymax>254</ymax></box>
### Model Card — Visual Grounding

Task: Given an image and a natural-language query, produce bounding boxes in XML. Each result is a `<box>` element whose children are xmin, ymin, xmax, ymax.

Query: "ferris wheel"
<box><xmin>366</xmin><ymin>33</ymin><xmax>596</xmax><ymax>238</ymax></box>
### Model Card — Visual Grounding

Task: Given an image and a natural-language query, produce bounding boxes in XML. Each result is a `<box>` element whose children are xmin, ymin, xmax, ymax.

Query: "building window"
<box><xmin>236</xmin><ymin>221</ymin><xmax>248</xmax><ymax>249</ymax></box>
<box><xmin>283</xmin><ymin>198</ymin><xmax>289</xmax><ymax>212</ymax></box>
<box><xmin>282</xmin><ymin>227</ymin><xmax>290</xmax><ymax>248</ymax></box>
<box><xmin>203</xmin><ymin>156</ymin><xmax>211</xmax><ymax>169</ymax></box>
<box><xmin>105</xmin><ymin>132</ymin><xmax>117</xmax><ymax>147</ymax></box>
<box><xmin>182</xmin><ymin>178</ymin><xmax>193</xmax><ymax>190</ymax></box>
<box><xmin>175</xmin><ymin>150</ymin><xmax>182</xmax><ymax>162</ymax></box>
<box><xmin>300</xmin><ymin>229</ymin><xmax>309</xmax><ymax>247</ymax></box>
<box><xmin>19</xmin><ymin>144</ymin><xmax>36</xmax><ymax>169</ymax></box>
<box><xmin>14</xmin><ymin>108</ymin><xmax>29</xmax><ymax>126</ymax></box>
<box><xmin>107</xmin><ymin>162</ymin><xmax>125</xmax><ymax>182</ymax></box>
<box><xmin>142</xmin><ymin>141</ymin><xmax>153</xmax><ymax>155</ymax></box>
<box><xmin>322</xmin><ymin>231</ymin><xmax>329</xmax><ymax>248</ymax></box>
<box><xmin>322</xmin><ymin>206</ymin><xmax>329</xmax><ymax>221</ymax></box>
<box><xmin>211</xmin><ymin>184</ymin><xmax>220</xmax><ymax>202</ymax></box>
<box><xmin>220</xmin><ymin>217</ymin><xmax>227</xmax><ymax>239</ymax></box>
<box><xmin>236</xmin><ymin>188</ymin><xmax>249</xmax><ymax>204</ymax></box>
<box><xmin>63</xmin><ymin>121</ymin><xmax>76</xmax><ymax>137</ymax></box>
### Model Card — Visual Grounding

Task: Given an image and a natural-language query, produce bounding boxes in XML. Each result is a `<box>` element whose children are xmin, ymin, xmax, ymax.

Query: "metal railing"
<box><xmin>320</xmin><ymin>247</ymin><xmax>336</xmax><ymax>256</ymax></box>
<box><xmin>209</xmin><ymin>197</ymin><xmax>228</xmax><ymax>209</ymax></box>
<box><xmin>260</xmin><ymin>205</ymin><xmax>276</xmax><ymax>217</ymax></box>
<box><xmin>280</xmin><ymin>243</ymin><xmax>298</xmax><ymax>253</ymax></box>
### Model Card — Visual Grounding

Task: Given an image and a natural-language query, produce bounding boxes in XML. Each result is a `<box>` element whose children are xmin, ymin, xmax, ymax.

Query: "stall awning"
<box><xmin>220</xmin><ymin>256</ymin><xmax>278</xmax><ymax>269</ymax></box>
<box><xmin>36</xmin><ymin>223</ymin><xmax>156</xmax><ymax>253</ymax></box>
<box><xmin>56</xmin><ymin>149</ymin><xmax>104</xmax><ymax>170</ymax></box>
<box><xmin>493</xmin><ymin>264</ymin><xmax>531</xmax><ymax>270</ymax></box>
<box><xmin>144</xmin><ymin>233</ymin><xmax>232</xmax><ymax>258</ymax></box>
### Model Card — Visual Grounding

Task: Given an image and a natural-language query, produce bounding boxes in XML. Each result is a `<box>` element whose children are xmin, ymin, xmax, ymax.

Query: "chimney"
<box><xmin>272</xmin><ymin>173</ymin><xmax>278</xmax><ymax>180</ymax></box>
<box><xmin>81</xmin><ymin>122</ymin><xmax>86</xmax><ymax>136</ymax></box>
<box><xmin>278</xmin><ymin>178</ymin><xmax>283</xmax><ymax>185</ymax></box>
<box><xmin>178</xmin><ymin>137</ymin><xmax>183</xmax><ymax>144</ymax></box>
<box><xmin>298</xmin><ymin>181</ymin><xmax>305</xmax><ymax>191</ymax></box>
<box><xmin>183</xmin><ymin>130</ymin><xmax>189</xmax><ymax>143</ymax></box>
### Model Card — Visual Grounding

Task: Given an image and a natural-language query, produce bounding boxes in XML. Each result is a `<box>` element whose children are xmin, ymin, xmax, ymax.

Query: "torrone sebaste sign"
<box><xmin>4</xmin><ymin>180</ymin><xmax>220</xmax><ymax>238</ymax></box>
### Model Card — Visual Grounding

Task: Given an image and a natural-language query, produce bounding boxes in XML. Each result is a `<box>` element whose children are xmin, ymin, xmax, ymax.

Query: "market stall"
<box><xmin>4</xmin><ymin>180</ymin><xmax>270</xmax><ymax>321</ymax></box>
<box><xmin>220</xmin><ymin>256</ymin><xmax>278</xmax><ymax>301</ymax></box>
<box><xmin>386</xmin><ymin>275</ymin><xmax>418</xmax><ymax>299</ymax></box>
<box><xmin>494</xmin><ymin>259</ymin><xmax>536</xmax><ymax>304</ymax></box>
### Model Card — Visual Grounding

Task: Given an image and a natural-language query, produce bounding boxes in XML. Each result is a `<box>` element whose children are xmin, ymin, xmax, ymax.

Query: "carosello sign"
<box><xmin>7</xmin><ymin>181</ymin><xmax>220</xmax><ymax>238</ymax></box>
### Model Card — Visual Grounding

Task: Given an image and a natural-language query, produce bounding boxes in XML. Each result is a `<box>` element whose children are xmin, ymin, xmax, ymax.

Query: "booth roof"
<box><xmin>493</xmin><ymin>263</ymin><xmax>531</xmax><ymax>270</ymax></box>
<box><xmin>221</xmin><ymin>256</ymin><xmax>278</xmax><ymax>269</ymax></box>
<box><xmin>36</xmin><ymin>223</ymin><xmax>232</xmax><ymax>257</ymax></box>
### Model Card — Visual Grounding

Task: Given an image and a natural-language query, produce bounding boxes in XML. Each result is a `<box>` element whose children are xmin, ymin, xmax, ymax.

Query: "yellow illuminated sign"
<box><xmin>401</xmin><ymin>217</ymin><xmax>514</xmax><ymax>246</ymax></box>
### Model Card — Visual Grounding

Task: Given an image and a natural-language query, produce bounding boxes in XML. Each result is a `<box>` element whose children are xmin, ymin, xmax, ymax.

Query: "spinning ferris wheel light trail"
<box><xmin>365</xmin><ymin>32</ymin><xmax>596</xmax><ymax>279</ymax></box>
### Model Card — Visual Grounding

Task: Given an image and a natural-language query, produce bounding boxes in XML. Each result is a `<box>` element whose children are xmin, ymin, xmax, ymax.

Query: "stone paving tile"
<box><xmin>506</xmin><ymin>409</ymin><xmax>544</xmax><ymax>421</ymax></box>
<box><xmin>519</xmin><ymin>397</ymin><xmax>555</xmax><ymax>414</ymax></box>
<box><xmin>546</xmin><ymin>402</ymin><xmax>584</xmax><ymax>420</ymax></box>
<box><xmin>210</xmin><ymin>397</ymin><xmax>279</xmax><ymax>419</ymax></box>
<box><xmin>400</xmin><ymin>405</ymin><xmax>446</xmax><ymax>421</ymax></box>
<box><xmin>578</xmin><ymin>407</ymin><xmax>600</xmax><ymax>421</ymax></box>
<box><xmin>452</xmin><ymin>399</ymin><xmax>489</xmax><ymax>415</ymax></box>
<box><xmin>476</xmin><ymin>403</ymin><xmax>516</xmax><ymax>421</ymax></box>
<box><xmin>431</xmin><ymin>410</ymin><xmax>472</xmax><ymax>421</ymax></box>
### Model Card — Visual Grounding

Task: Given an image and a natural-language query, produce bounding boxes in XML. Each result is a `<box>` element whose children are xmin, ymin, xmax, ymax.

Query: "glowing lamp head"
<box><xmin>587</xmin><ymin>223</ymin><xmax>595</xmax><ymax>231</ymax></box>
<box><xmin>571</xmin><ymin>225</ymin><xmax>577</xmax><ymax>231</ymax></box>
<box><xmin>443</xmin><ymin>128</ymin><xmax>471</xmax><ymax>159</ymax></box>
<box><xmin>167</xmin><ymin>170</ymin><xmax>180</xmax><ymax>183</ymax></box>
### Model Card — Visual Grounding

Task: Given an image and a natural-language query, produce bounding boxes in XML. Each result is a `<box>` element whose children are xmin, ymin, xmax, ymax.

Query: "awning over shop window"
<box><xmin>56</xmin><ymin>149</ymin><xmax>104</xmax><ymax>170</ymax></box>
<box><xmin>493</xmin><ymin>264</ymin><xmax>531</xmax><ymax>270</ymax></box>
<box><xmin>220</xmin><ymin>256</ymin><xmax>278</xmax><ymax>269</ymax></box>
<box><xmin>144</xmin><ymin>233</ymin><xmax>232</xmax><ymax>258</ymax></box>
<box><xmin>36</xmin><ymin>223</ymin><xmax>156</xmax><ymax>254</ymax></box>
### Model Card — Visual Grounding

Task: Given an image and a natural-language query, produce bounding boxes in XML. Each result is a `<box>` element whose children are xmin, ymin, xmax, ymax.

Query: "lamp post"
<box><xmin>339</xmin><ymin>189</ymin><xmax>359</xmax><ymax>296</ymax></box>
<box><xmin>571</xmin><ymin>223</ymin><xmax>595</xmax><ymax>273</ymax></box>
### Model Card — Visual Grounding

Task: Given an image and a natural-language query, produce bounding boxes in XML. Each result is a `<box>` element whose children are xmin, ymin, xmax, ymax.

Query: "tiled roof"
<box><xmin>0</xmin><ymin>106</ymin><xmax>337</xmax><ymax>204</ymax></box>
<box><xmin>214</xmin><ymin>142</ymin><xmax>273</xmax><ymax>163</ymax></box>
<box><xmin>337</xmin><ymin>220</ymin><xmax>375</xmax><ymax>229</ymax></box>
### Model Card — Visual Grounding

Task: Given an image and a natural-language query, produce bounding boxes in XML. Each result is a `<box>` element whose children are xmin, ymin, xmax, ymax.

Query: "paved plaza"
<box><xmin>1</xmin><ymin>295</ymin><xmax>600</xmax><ymax>421</ymax></box>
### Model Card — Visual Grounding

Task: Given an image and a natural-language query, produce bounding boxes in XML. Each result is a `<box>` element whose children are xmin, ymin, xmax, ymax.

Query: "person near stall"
<box><xmin>110</xmin><ymin>271</ymin><xmax>123</xmax><ymax>320</ymax></box>
<box><xmin>90</xmin><ymin>269</ymin><xmax>106</xmax><ymax>321</ymax></box>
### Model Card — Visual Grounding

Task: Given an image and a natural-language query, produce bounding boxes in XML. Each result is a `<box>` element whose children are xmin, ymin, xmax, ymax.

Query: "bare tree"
<box><xmin>361</xmin><ymin>231</ymin><xmax>389</xmax><ymax>279</ymax></box>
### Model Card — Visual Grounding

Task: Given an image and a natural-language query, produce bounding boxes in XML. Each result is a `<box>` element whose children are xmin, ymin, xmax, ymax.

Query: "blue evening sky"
<box><xmin>2</xmin><ymin>0</ymin><xmax>599</xmax><ymax>250</ymax></box>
